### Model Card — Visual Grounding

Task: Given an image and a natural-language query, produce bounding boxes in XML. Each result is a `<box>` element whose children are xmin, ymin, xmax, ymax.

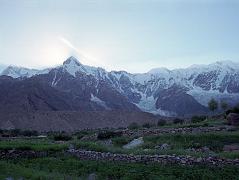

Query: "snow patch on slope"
<box><xmin>135</xmin><ymin>94</ymin><xmax>176</xmax><ymax>116</ymax></box>
<box><xmin>90</xmin><ymin>94</ymin><xmax>110</xmax><ymax>109</ymax></box>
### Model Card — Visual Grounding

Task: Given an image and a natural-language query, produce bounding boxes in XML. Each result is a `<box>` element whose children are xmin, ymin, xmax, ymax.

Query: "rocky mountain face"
<box><xmin>1</xmin><ymin>56</ymin><xmax>239</xmax><ymax>117</ymax></box>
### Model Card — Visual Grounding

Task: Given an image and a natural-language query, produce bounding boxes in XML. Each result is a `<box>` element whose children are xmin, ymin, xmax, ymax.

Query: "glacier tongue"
<box><xmin>2</xmin><ymin>56</ymin><xmax>239</xmax><ymax>116</ymax></box>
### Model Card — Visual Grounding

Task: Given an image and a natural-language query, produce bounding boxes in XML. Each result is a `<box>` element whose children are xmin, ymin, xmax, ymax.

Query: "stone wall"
<box><xmin>1</xmin><ymin>149</ymin><xmax>239</xmax><ymax>167</ymax></box>
<box><xmin>121</xmin><ymin>126</ymin><xmax>232</xmax><ymax>137</ymax></box>
<box><xmin>68</xmin><ymin>149</ymin><xmax>239</xmax><ymax>166</ymax></box>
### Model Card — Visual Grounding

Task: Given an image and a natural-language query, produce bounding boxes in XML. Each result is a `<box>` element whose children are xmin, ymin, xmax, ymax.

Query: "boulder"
<box><xmin>227</xmin><ymin>113</ymin><xmax>239</xmax><ymax>126</ymax></box>
<box><xmin>155</xmin><ymin>143</ymin><xmax>171</xmax><ymax>150</ymax></box>
<box><xmin>123</xmin><ymin>137</ymin><xmax>144</xmax><ymax>149</ymax></box>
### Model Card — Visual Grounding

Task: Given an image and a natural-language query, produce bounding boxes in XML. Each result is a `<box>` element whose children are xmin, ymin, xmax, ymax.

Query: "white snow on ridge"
<box><xmin>90</xmin><ymin>94</ymin><xmax>110</xmax><ymax>109</ymax></box>
<box><xmin>2</xmin><ymin>56</ymin><xmax>239</xmax><ymax>116</ymax></box>
<box><xmin>1</xmin><ymin>66</ymin><xmax>50</xmax><ymax>78</ymax></box>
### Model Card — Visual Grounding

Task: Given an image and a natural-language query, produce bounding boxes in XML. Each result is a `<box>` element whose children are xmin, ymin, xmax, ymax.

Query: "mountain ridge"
<box><xmin>1</xmin><ymin>56</ymin><xmax>239</xmax><ymax>116</ymax></box>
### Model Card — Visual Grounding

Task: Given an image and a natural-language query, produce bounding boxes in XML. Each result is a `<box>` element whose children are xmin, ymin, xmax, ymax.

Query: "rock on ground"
<box><xmin>123</xmin><ymin>137</ymin><xmax>144</xmax><ymax>149</ymax></box>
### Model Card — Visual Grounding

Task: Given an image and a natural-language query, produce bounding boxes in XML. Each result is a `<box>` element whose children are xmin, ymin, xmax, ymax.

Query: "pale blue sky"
<box><xmin>0</xmin><ymin>0</ymin><xmax>239</xmax><ymax>73</ymax></box>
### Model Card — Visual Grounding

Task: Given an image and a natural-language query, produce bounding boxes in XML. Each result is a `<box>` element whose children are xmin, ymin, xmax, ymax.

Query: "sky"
<box><xmin>0</xmin><ymin>0</ymin><xmax>239</xmax><ymax>73</ymax></box>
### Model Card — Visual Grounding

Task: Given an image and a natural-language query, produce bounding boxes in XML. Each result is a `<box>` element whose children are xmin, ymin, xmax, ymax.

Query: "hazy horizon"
<box><xmin>1</xmin><ymin>0</ymin><xmax>239</xmax><ymax>73</ymax></box>
<box><xmin>1</xmin><ymin>56</ymin><xmax>239</xmax><ymax>75</ymax></box>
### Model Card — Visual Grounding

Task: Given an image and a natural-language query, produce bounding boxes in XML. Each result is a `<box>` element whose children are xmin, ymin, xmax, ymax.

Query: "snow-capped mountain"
<box><xmin>1</xmin><ymin>56</ymin><xmax>239</xmax><ymax>117</ymax></box>
<box><xmin>1</xmin><ymin>66</ymin><xmax>50</xmax><ymax>78</ymax></box>
<box><xmin>0</xmin><ymin>64</ymin><xmax>7</xmax><ymax>73</ymax></box>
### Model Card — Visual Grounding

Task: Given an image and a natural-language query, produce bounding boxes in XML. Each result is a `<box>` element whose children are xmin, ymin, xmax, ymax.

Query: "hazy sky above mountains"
<box><xmin>0</xmin><ymin>0</ymin><xmax>239</xmax><ymax>73</ymax></box>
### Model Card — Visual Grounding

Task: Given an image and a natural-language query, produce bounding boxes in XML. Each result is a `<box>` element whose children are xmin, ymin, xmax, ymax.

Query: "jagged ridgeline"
<box><xmin>1</xmin><ymin>56</ymin><xmax>239</xmax><ymax>116</ymax></box>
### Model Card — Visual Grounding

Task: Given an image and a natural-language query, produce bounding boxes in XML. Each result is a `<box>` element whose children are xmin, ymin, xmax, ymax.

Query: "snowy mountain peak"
<box><xmin>63</xmin><ymin>56</ymin><xmax>87</xmax><ymax>76</ymax></box>
<box><xmin>63</xmin><ymin>56</ymin><xmax>82</xmax><ymax>66</ymax></box>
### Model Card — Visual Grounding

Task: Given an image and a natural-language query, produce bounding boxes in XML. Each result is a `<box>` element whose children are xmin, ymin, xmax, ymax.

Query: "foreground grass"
<box><xmin>1</xmin><ymin>157</ymin><xmax>239</xmax><ymax>180</ymax></box>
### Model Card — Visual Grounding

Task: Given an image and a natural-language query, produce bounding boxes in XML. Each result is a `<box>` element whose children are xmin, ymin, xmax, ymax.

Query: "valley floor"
<box><xmin>1</xmin><ymin>117</ymin><xmax>239</xmax><ymax>179</ymax></box>
<box><xmin>1</xmin><ymin>157</ymin><xmax>239</xmax><ymax>180</ymax></box>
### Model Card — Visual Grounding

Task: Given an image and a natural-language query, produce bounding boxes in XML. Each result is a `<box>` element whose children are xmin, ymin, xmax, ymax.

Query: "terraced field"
<box><xmin>1</xmin><ymin>117</ymin><xmax>239</xmax><ymax>179</ymax></box>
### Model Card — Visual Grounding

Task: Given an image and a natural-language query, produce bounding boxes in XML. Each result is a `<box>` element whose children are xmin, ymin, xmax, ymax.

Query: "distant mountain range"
<box><xmin>1</xmin><ymin>56</ymin><xmax>239</xmax><ymax>117</ymax></box>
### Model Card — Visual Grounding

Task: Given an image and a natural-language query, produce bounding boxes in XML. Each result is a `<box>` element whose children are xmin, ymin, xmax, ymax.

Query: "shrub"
<box><xmin>226</xmin><ymin>105</ymin><xmax>239</xmax><ymax>115</ymax></box>
<box><xmin>9</xmin><ymin>129</ymin><xmax>21</xmax><ymax>137</ymax></box>
<box><xmin>142</xmin><ymin>123</ymin><xmax>153</xmax><ymax>128</ymax></box>
<box><xmin>112</xmin><ymin>137</ymin><xmax>129</xmax><ymax>146</ymax></box>
<box><xmin>21</xmin><ymin>130</ymin><xmax>38</xmax><ymax>137</ymax></box>
<box><xmin>77</xmin><ymin>134</ymin><xmax>84</xmax><ymax>140</ymax></box>
<box><xmin>0</xmin><ymin>129</ymin><xmax>38</xmax><ymax>137</ymax></box>
<box><xmin>128</xmin><ymin>122</ymin><xmax>139</xmax><ymax>130</ymax></box>
<box><xmin>191</xmin><ymin>116</ymin><xmax>206</xmax><ymax>123</ymax></box>
<box><xmin>221</xmin><ymin>101</ymin><xmax>228</xmax><ymax>110</ymax></box>
<box><xmin>53</xmin><ymin>134</ymin><xmax>72</xmax><ymax>141</ymax></box>
<box><xmin>157</xmin><ymin>120</ymin><xmax>166</xmax><ymax>126</ymax></box>
<box><xmin>75</xmin><ymin>130</ymin><xmax>90</xmax><ymax>140</ymax></box>
<box><xmin>208</xmin><ymin>98</ymin><xmax>218</xmax><ymax>112</ymax></box>
<box><xmin>97</xmin><ymin>131</ymin><xmax>122</xmax><ymax>140</ymax></box>
<box><xmin>173</xmin><ymin>118</ymin><xmax>184</xmax><ymax>124</ymax></box>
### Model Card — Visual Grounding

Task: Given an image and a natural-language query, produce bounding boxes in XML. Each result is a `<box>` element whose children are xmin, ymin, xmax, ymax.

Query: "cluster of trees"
<box><xmin>208</xmin><ymin>98</ymin><xmax>228</xmax><ymax>112</ymax></box>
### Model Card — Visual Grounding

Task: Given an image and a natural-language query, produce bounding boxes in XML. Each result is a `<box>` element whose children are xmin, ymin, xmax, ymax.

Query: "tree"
<box><xmin>221</xmin><ymin>101</ymin><xmax>228</xmax><ymax>111</ymax></box>
<box><xmin>208</xmin><ymin>98</ymin><xmax>218</xmax><ymax>112</ymax></box>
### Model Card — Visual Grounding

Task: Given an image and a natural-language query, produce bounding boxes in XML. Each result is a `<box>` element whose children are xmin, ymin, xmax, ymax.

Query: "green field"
<box><xmin>1</xmin><ymin>157</ymin><xmax>239</xmax><ymax>180</ymax></box>
<box><xmin>1</xmin><ymin>117</ymin><xmax>239</xmax><ymax>179</ymax></box>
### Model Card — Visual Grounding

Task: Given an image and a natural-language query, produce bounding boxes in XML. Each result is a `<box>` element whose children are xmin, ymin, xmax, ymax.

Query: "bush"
<box><xmin>97</xmin><ymin>131</ymin><xmax>122</xmax><ymax>140</ymax></box>
<box><xmin>142</xmin><ymin>123</ymin><xmax>153</xmax><ymax>128</ymax></box>
<box><xmin>75</xmin><ymin>130</ymin><xmax>90</xmax><ymax>140</ymax></box>
<box><xmin>191</xmin><ymin>116</ymin><xmax>206</xmax><ymax>123</ymax></box>
<box><xmin>53</xmin><ymin>134</ymin><xmax>72</xmax><ymax>141</ymax></box>
<box><xmin>21</xmin><ymin>130</ymin><xmax>38</xmax><ymax>137</ymax></box>
<box><xmin>157</xmin><ymin>120</ymin><xmax>166</xmax><ymax>126</ymax></box>
<box><xmin>9</xmin><ymin>129</ymin><xmax>21</xmax><ymax>137</ymax></box>
<box><xmin>128</xmin><ymin>122</ymin><xmax>139</xmax><ymax>130</ymax></box>
<box><xmin>112</xmin><ymin>137</ymin><xmax>130</xmax><ymax>146</ymax></box>
<box><xmin>173</xmin><ymin>118</ymin><xmax>184</xmax><ymax>124</ymax></box>
<box><xmin>208</xmin><ymin>98</ymin><xmax>218</xmax><ymax>112</ymax></box>
<box><xmin>0</xmin><ymin>129</ymin><xmax>39</xmax><ymax>137</ymax></box>
<box><xmin>226</xmin><ymin>105</ymin><xmax>239</xmax><ymax>115</ymax></box>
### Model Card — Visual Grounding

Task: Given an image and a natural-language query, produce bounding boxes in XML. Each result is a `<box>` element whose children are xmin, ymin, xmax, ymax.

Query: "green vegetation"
<box><xmin>112</xmin><ymin>136</ymin><xmax>131</xmax><ymax>147</ymax></box>
<box><xmin>53</xmin><ymin>134</ymin><xmax>72</xmax><ymax>141</ymax></box>
<box><xmin>128</xmin><ymin>122</ymin><xmax>139</xmax><ymax>130</ymax></box>
<box><xmin>0</xmin><ymin>157</ymin><xmax>239</xmax><ymax>179</ymax></box>
<box><xmin>208</xmin><ymin>98</ymin><xmax>218</xmax><ymax>112</ymax></box>
<box><xmin>0</xmin><ymin>129</ymin><xmax>39</xmax><ymax>137</ymax></box>
<box><xmin>221</xmin><ymin>101</ymin><xmax>228</xmax><ymax>110</ymax></box>
<box><xmin>1</xmin><ymin>116</ymin><xmax>239</xmax><ymax>179</ymax></box>
<box><xmin>0</xmin><ymin>139</ymin><xmax>67</xmax><ymax>151</ymax></box>
<box><xmin>173</xmin><ymin>118</ymin><xmax>184</xmax><ymax>124</ymax></box>
<box><xmin>97</xmin><ymin>130</ymin><xmax>122</xmax><ymax>140</ymax></box>
<box><xmin>143</xmin><ymin>131</ymin><xmax>239</xmax><ymax>152</ymax></box>
<box><xmin>191</xmin><ymin>115</ymin><xmax>207</xmax><ymax>123</ymax></box>
<box><xmin>157</xmin><ymin>119</ymin><xmax>167</xmax><ymax>126</ymax></box>
<box><xmin>142</xmin><ymin>123</ymin><xmax>154</xmax><ymax>128</ymax></box>
<box><xmin>226</xmin><ymin>104</ymin><xmax>239</xmax><ymax>115</ymax></box>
